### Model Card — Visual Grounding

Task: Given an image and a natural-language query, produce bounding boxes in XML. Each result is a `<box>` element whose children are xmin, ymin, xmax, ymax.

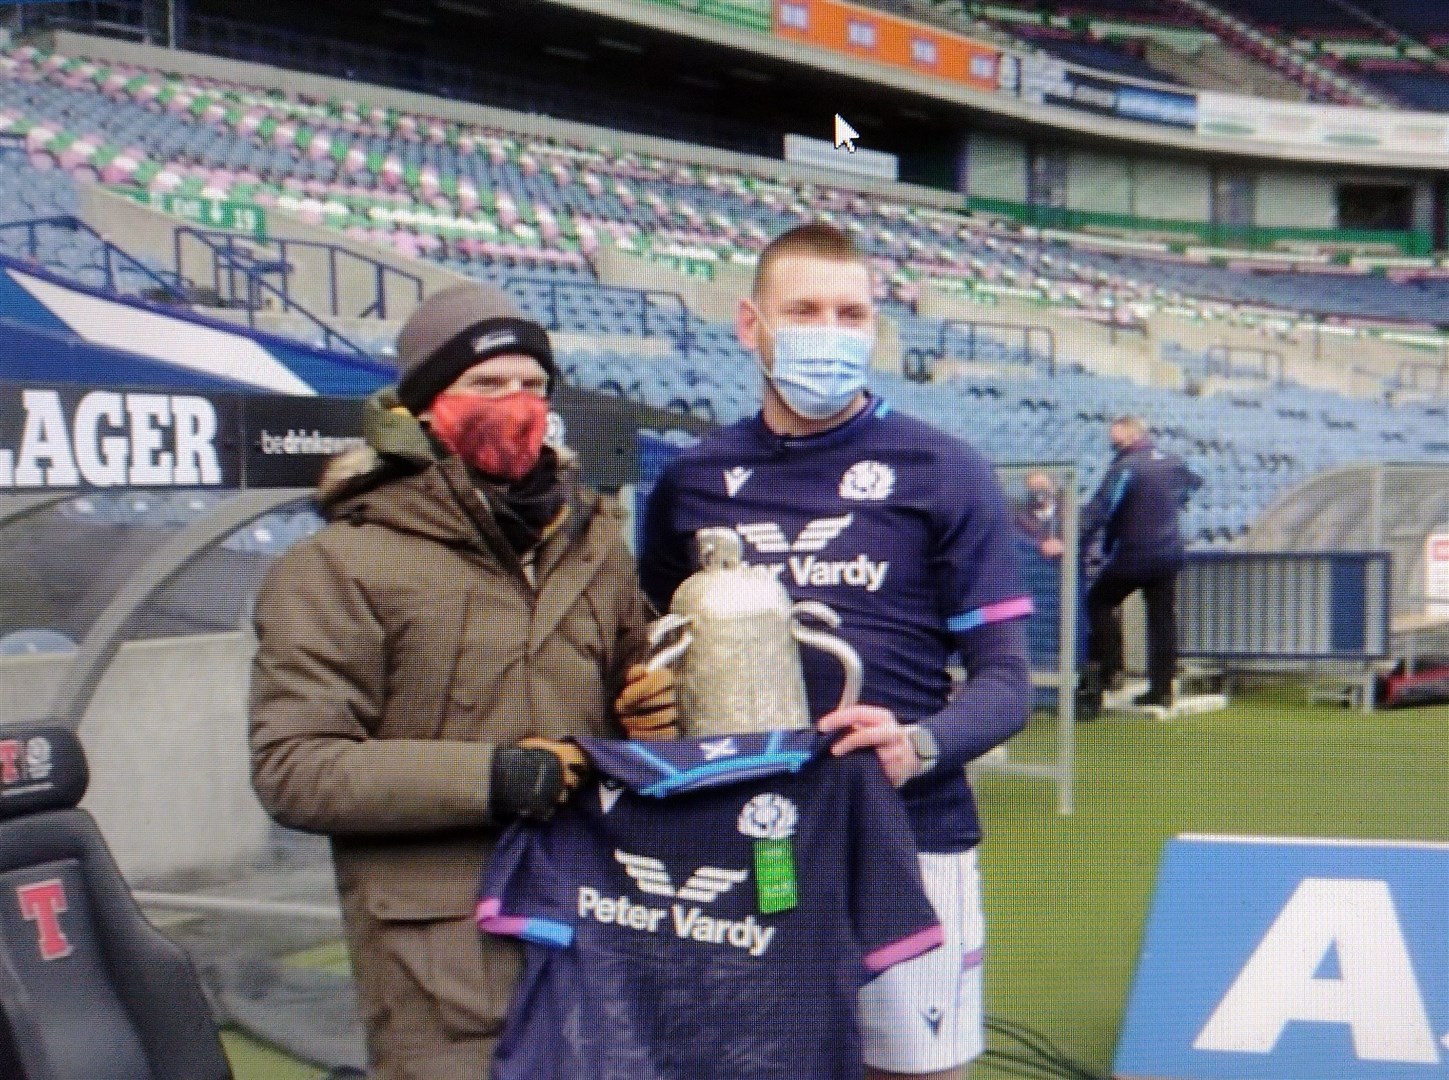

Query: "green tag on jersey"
<box><xmin>754</xmin><ymin>838</ymin><xmax>797</xmax><ymax>914</ymax></box>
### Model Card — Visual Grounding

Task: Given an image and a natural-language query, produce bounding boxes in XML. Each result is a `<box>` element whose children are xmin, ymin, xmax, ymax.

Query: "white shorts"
<box><xmin>858</xmin><ymin>848</ymin><xmax>984</xmax><ymax>1074</ymax></box>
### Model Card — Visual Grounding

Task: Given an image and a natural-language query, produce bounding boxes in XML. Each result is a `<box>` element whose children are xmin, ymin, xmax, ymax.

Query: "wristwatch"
<box><xmin>906</xmin><ymin>724</ymin><xmax>939</xmax><ymax>776</ymax></box>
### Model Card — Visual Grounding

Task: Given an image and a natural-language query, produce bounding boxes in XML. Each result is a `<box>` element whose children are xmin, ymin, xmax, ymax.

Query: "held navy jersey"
<box><xmin>638</xmin><ymin>398</ymin><xmax>1032</xmax><ymax>851</ymax></box>
<box><xmin>478</xmin><ymin>732</ymin><xmax>943</xmax><ymax>1080</ymax></box>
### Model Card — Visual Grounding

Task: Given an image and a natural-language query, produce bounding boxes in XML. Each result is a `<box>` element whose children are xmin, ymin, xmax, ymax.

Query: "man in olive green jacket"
<box><xmin>248</xmin><ymin>285</ymin><xmax>674</xmax><ymax>1080</ymax></box>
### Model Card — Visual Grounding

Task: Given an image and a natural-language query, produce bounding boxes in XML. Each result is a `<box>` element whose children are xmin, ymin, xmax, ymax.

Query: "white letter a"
<box><xmin>1194</xmin><ymin>878</ymin><xmax>1438</xmax><ymax>1063</ymax></box>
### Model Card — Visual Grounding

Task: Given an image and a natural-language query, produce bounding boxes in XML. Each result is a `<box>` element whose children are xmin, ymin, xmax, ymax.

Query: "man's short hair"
<box><xmin>752</xmin><ymin>221</ymin><xmax>864</xmax><ymax>298</ymax></box>
<box><xmin>1111</xmin><ymin>415</ymin><xmax>1146</xmax><ymax>438</ymax></box>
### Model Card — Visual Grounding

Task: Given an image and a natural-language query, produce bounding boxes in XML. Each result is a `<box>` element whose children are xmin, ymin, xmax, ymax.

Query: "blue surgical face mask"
<box><xmin>758</xmin><ymin>318</ymin><xmax>875</xmax><ymax>421</ymax></box>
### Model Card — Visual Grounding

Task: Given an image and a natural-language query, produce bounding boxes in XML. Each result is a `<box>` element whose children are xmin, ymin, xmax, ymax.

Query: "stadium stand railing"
<box><xmin>0</xmin><ymin>212</ymin><xmax>189</xmax><ymax>300</ymax></box>
<box><xmin>171</xmin><ymin>225</ymin><xmax>426</xmax><ymax>349</ymax></box>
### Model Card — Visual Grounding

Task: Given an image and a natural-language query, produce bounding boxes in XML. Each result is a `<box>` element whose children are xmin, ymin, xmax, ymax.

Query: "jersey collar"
<box><xmin>750</xmin><ymin>394</ymin><xmax>888</xmax><ymax>454</ymax></box>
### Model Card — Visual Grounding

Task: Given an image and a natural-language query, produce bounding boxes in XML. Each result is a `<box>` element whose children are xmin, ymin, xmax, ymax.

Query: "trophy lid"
<box><xmin>695</xmin><ymin>527</ymin><xmax>742</xmax><ymax>570</ymax></box>
<box><xmin>672</xmin><ymin>526</ymin><xmax>790</xmax><ymax>623</ymax></box>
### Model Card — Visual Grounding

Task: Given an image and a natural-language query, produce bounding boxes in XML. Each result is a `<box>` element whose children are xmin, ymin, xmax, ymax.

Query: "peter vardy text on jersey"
<box><xmin>577</xmin><ymin>887</ymin><xmax>776</xmax><ymax>957</ymax></box>
<box><xmin>735</xmin><ymin>516</ymin><xmax>890</xmax><ymax>592</ymax></box>
<box><xmin>772</xmin><ymin>553</ymin><xmax>888</xmax><ymax>592</ymax></box>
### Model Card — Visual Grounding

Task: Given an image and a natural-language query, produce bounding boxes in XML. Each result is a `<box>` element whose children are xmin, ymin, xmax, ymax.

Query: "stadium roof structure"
<box><xmin>0</xmin><ymin>487</ymin><xmax>314</xmax><ymax>728</ymax></box>
<box><xmin>1246</xmin><ymin>462</ymin><xmax>1449</xmax><ymax>621</ymax></box>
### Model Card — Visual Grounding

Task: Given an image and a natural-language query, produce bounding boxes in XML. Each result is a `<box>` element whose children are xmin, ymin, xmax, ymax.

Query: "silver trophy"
<box><xmin>646</xmin><ymin>528</ymin><xmax>862</xmax><ymax>736</ymax></box>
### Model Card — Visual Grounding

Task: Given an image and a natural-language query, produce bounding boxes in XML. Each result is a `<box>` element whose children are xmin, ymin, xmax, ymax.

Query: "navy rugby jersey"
<box><xmin>639</xmin><ymin>398</ymin><xmax>1032</xmax><ymax>851</ymax></box>
<box><xmin>478</xmin><ymin>732</ymin><xmax>942</xmax><ymax>1080</ymax></box>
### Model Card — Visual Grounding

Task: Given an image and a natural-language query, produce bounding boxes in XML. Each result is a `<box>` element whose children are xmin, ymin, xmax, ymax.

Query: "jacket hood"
<box><xmin>316</xmin><ymin>387</ymin><xmax>436</xmax><ymax>507</ymax></box>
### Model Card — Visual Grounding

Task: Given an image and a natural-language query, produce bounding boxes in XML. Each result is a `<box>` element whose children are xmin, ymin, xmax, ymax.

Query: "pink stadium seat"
<box><xmin>390</xmin><ymin>230</ymin><xmax>420</xmax><ymax>257</ymax></box>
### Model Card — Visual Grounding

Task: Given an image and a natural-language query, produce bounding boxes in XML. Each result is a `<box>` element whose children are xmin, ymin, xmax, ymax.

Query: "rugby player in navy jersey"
<box><xmin>639</xmin><ymin>222</ymin><xmax>1033</xmax><ymax>1079</ymax></box>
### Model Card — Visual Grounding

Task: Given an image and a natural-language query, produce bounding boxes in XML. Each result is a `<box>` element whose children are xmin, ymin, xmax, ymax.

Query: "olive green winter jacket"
<box><xmin>248</xmin><ymin>389</ymin><xmax>653</xmax><ymax>1076</ymax></box>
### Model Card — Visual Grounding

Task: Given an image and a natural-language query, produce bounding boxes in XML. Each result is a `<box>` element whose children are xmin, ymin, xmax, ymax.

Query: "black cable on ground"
<box><xmin>980</xmin><ymin>1048</ymin><xmax>1074</xmax><ymax>1080</ymax></box>
<box><xmin>984</xmin><ymin>1013</ymin><xmax>1113</xmax><ymax>1080</ymax></box>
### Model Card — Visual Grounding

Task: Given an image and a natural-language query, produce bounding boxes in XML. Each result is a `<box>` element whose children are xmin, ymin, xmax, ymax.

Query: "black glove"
<box><xmin>489</xmin><ymin>739</ymin><xmax>589</xmax><ymax>822</ymax></box>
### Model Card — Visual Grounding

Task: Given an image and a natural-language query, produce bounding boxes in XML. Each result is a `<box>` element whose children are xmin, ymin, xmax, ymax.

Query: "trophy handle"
<box><xmin>791</xmin><ymin>601</ymin><xmax>862</xmax><ymax>711</ymax></box>
<box><xmin>644</xmin><ymin>613</ymin><xmax>693</xmax><ymax>672</ymax></box>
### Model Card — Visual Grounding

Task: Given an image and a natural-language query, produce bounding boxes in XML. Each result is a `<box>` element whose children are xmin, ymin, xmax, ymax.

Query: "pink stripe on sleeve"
<box><xmin>864</xmin><ymin>923</ymin><xmax>945</xmax><ymax>973</ymax></box>
<box><xmin>947</xmin><ymin>594</ymin><xmax>1035</xmax><ymax>633</ymax></box>
<box><xmin>977</xmin><ymin>596</ymin><xmax>1035</xmax><ymax>624</ymax></box>
<box><xmin>478</xmin><ymin>897</ymin><xmax>529</xmax><ymax>936</ymax></box>
<box><xmin>480</xmin><ymin>914</ymin><xmax>530</xmax><ymax>937</ymax></box>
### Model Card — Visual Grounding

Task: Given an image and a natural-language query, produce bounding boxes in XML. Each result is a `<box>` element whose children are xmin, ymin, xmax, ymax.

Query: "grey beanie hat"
<box><xmin>393</xmin><ymin>283</ymin><xmax>556</xmax><ymax>411</ymax></box>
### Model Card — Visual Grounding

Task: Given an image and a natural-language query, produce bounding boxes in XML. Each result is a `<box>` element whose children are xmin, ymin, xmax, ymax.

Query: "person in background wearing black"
<box><xmin>1079</xmin><ymin>415</ymin><xmax>1202</xmax><ymax>710</ymax></box>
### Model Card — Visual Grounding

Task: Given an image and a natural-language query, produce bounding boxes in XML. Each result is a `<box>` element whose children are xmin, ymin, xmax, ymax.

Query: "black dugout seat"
<box><xmin>0</xmin><ymin>724</ymin><xmax>232</xmax><ymax>1080</ymax></box>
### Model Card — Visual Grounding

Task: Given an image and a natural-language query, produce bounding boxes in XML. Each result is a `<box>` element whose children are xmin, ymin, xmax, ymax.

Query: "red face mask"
<box><xmin>428</xmin><ymin>391</ymin><xmax>550</xmax><ymax>482</ymax></box>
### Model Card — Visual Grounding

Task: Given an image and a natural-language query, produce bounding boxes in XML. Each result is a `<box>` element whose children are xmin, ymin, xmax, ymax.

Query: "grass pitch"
<box><xmin>973</xmin><ymin>686</ymin><xmax>1449</xmax><ymax>1078</ymax></box>
<box><xmin>218</xmin><ymin>687</ymin><xmax>1449</xmax><ymax>1079</ymax></box>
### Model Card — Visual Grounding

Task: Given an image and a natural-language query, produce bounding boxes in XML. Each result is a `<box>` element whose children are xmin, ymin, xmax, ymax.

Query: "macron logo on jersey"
<box><xmin>736</xmin><ymin>514</ymin><xmax>889</xmax><ymax>593</ymax></box>
<box><xmin>723</xmin><ymin>467</ymin><xmax>752</xmax><ymax>497</ymax></box>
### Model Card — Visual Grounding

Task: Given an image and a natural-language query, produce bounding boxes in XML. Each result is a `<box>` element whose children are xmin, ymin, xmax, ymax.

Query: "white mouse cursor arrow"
<box><xmin>833</xmin><ymin>113</ymin><xmax>860</xmax><ymax>153</ymax></box>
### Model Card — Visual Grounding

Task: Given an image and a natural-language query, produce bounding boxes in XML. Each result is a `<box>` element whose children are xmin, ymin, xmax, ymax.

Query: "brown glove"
<box><xmin>614</xmin><ymin>663</ymin><xmax>680</xmax><ymax>741</ymax></box>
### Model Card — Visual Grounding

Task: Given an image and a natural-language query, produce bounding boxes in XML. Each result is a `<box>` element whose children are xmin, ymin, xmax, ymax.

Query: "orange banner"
<box><xmin>774</xmin><ymin>0</ymin><xmax>998</xmax><ymax>90</ymax></box>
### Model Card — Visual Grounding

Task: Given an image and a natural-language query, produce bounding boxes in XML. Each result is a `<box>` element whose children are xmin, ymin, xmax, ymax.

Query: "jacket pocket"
<box><xmin>426</xmin><ymin>914</ymin><xmax>522</xmax><ymax>1041</ymax></box>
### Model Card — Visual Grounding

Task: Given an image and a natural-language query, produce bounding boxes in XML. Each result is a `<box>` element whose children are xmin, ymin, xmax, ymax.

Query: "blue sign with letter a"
<box><xmin>1114</xmin><ymin>836</ymin><xmax>1449</xmax><ymax>1079</ymax></box>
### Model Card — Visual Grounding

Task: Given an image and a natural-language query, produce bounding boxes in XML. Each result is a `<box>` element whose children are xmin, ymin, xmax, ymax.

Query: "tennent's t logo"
<box><xmin>0</xmin><ymin>739</ymin><xmax>21</xmax><ymax>783</ymax></box>
<box><xmin>16</xmin><ymin>879</ymin><xmax>73</xmax><ymax>961</ymax></box>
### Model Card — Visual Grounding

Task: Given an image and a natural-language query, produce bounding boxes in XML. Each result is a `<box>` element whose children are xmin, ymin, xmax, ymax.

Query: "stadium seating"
<box><xmin>1359</xmin><ymin>67</ymin><xmax>1449</xmax><ymax>111</ymax></box>
<box><xmin>1212</xmin><ymin>0</ymin><xmax>1447</xmax><ymax>38</ymax></box>
<box><xmin>1012</xmin><ymin>28</ymin><xmax>1184</xmax><ymax>85</ymax></box>
<box><xmin>5</xmin><ymin>39</ymin><xmax>1445</xmax><ymax>329</ymax></box>
<box><xmin>1194</xmin><ymin>0</ymin><xmax>1449</xmax><ymax>108</ymax></box>
<box><xmin>965</xmin><ymin>0</ymin><xmax>1386</xmax><ymax>104</ymax></box>
<box><xmin>0</xmin><ymin>152</ymin><xmax>180</xmax><ymax>297</ymax></box>
<box><xmin>2</xmin><ymin>39</ymin><xmax>1448</xmax><ymax>546</ymax></box>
